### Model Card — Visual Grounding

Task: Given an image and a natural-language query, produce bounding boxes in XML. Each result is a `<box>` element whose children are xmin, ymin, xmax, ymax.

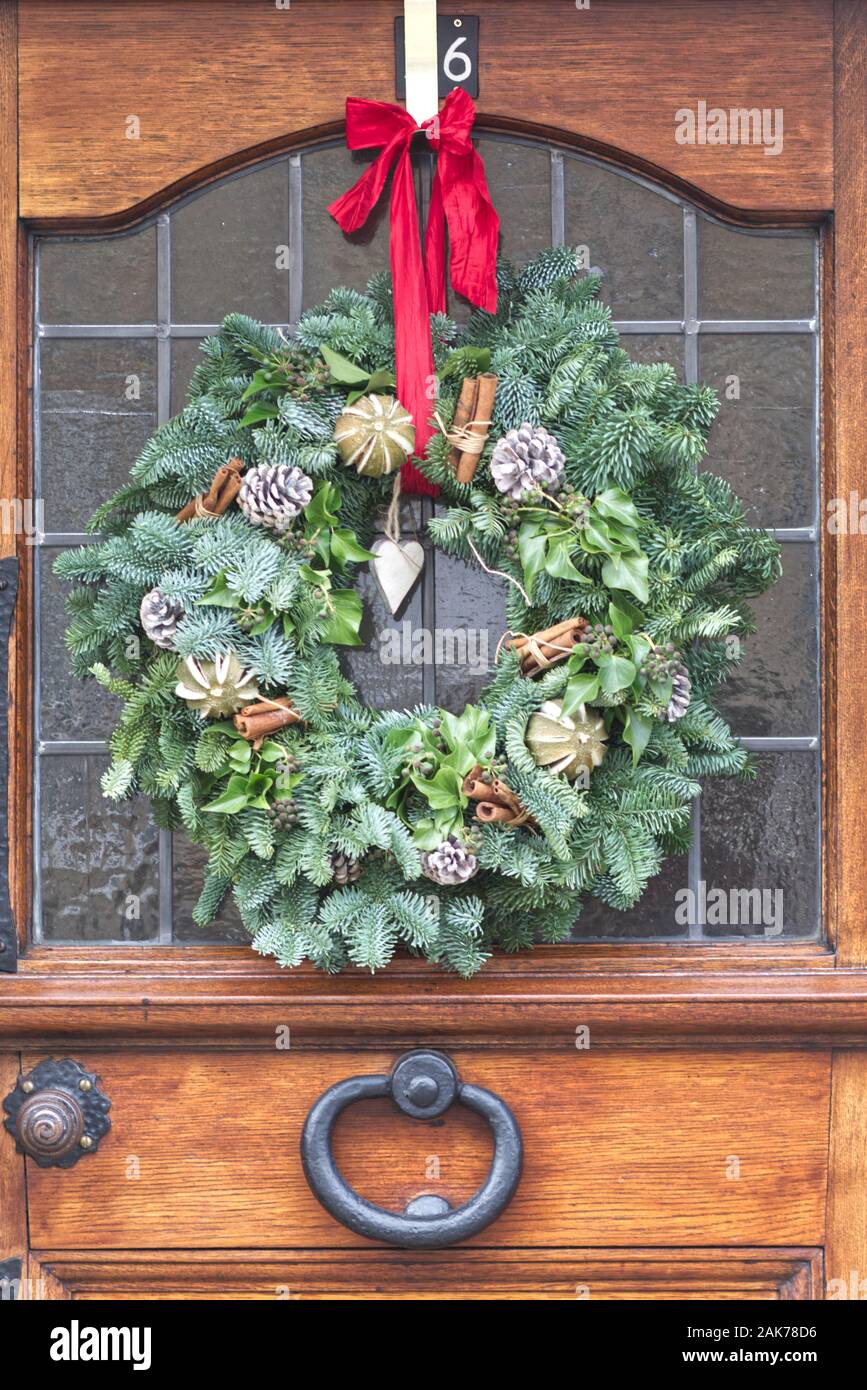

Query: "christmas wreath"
<box><xmin>57</xmin><ymin>246</ymin><xmax>780</xmax><ymax>975</ymax></box>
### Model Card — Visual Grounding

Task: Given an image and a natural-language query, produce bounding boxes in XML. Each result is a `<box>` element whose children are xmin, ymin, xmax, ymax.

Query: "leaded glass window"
<box><xmin>32</xmin><ymin>137</ymin><xmax>820</xmax><ymax>944</ymax></box>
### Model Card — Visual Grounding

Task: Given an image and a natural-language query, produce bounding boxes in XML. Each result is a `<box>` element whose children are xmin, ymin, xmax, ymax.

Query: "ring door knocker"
<box><xmin>301</xmin><ymin>1050</ymin><xmax>522</xmax><ymax>1248</ymax></box>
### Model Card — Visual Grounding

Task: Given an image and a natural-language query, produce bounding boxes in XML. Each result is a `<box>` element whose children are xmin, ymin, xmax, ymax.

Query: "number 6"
<box><xmin>443</xmin><ymin>36</ymin><xmax>472</xmax><ymax>83</ymax></box>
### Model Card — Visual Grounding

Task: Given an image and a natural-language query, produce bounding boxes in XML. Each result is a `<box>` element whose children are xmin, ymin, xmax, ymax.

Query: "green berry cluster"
<box><xmin>275</xmin><ymin>348</ymin><xmax>330</xmax><ymax>398</ymax></box>
<box><xmin>280</xmin><ymin>531</ymin><xmax>319</xmax><ymax>557</ymax></box>
<box><xmin>275</xmin><ymin>752</ymin><xmax>300</xmax><ymax>780</ymax></box>
<box><xmin>267</xmin><ymin>796</ymin><xmax>299</xmax><ymax>830</ymax></box>
<box><xmin>559</xmin><ymin>483</ymin><xmax>591</xmax><ymax>528</ymax></box>
<box><xmin>640</xmin><ymin>641</ymin><xmax>685</xmax><ymax>681</ymax></box>
<box><xmin>577</xmin><ymin>622</ymin><xmax>619</xmax><ymax>658</ymax></box>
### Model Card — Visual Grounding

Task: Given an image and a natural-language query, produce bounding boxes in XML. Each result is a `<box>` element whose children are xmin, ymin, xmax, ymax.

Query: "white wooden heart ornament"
<box><xmin>370</xmin><ymin>536</ymin><xmax>425</xmax><ymax>615</ymax></box>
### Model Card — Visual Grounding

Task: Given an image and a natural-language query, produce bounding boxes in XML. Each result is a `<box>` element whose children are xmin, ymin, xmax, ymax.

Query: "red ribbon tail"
<box><xmin>388</xmin><ymin>146</ymin><xmax>438</xmax><ymax>495</ymax></box>
<box><xmin>327</xmin><ymin>91</ymin><xmax>500</xmax><ymax>497</ymax></box>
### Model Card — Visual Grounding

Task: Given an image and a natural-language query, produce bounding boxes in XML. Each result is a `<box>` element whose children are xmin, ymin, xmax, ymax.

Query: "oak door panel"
<box><xmin>31</xmin><ymin>1248</ymin><xmax>824</xmax><ymax>1301</ymax></box>
<box><xmin>17</xmin><ymin>0</ymin><xmax>833</xmax><ymax>221</ymax></box>
<box><xmin>24</xmin><ymin>1050</ymin><xmax>830</xmax><ymax>1249</ymax></box>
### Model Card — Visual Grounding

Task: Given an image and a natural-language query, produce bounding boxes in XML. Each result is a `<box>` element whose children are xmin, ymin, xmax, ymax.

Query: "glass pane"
<box><xmin>39</xmin><ymin>225</ymin><xmax>157</xmax><ymax>325</ymax></box>
<box><xmin>39</xmin><ymin>756</ymin><xmax>159</xmax><ymax>940</ymax></box>
<box><xmin>564</xmin><ymin>155</ymin><xmax>683</xmax><ymax>318</ymax></box>
<box><xmin>172</xmin><ymin>833</ymin><xmax>246</xmax><ymax>943</ymax></box>
<box><xmin>477</xmin><ymin>137</ymin><xmax>551</xmax><ymax>266</ymax></box>
<box><xmin>39</xmin><ymin>550</ymin><xmax>121</xmax><ymax>741</ymax></box>
<box><xmin>171</xmin><ymin>162</ymin><xmax>291</xmax><ymax>324</ymax></box>
<box><xmin>432</xmin><ymin>549</ymin><xmax>507</xmax><ymax>710</ymax></box>
<box><xmin>622</xmin><ymin>333</ymin><xmax>685</xmax><ymax>378</ymax></box>
<box><xmin>715</xmin><ymin>542</ymin><xmax>819</xmax><ymax>738</ymax></box>
<box><xmin>570</xmin><ymin>852</ymin><xmax>691</xmax><ymax>939</ymax></box>
<box><xmin>340</xmin><ymin>566</ymin><xmax>425</xmax><ymax>710</ymax></box>
<box><xmin>302</xmin><ymin>146</ymin><xmax>391</xmax><ymax>311</ymax></box>
<box><xmin>700</xmin><ymin>334</ymin><xmax>816</xmax><ymax>528</ymax></box>
<box><xmin>700</xmin><ymin>753</ymin><xmax>820</xmax><ymax>938</ymax></box>
<box><xmin>39</xmin><ymin>339</ymin><xmax>157</xmax><ymax>532</ymax></box>
<box><xmin>171</xmin><ymin>338</ymin><xmax>206</xmax><ymax>415</ymax></box>
<box><xmin>699</xmin><ymin>220</ymin><xmax>815</xmax><ymax>320</ymax></box>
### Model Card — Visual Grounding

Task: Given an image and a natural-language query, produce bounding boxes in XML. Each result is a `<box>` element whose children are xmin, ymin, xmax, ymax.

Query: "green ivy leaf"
<box><xmin>544</xmin><ymin>536</ymin><xmax>590</xmax><ymax>584</ymax></box>
<box><xmin>239</xmin><ymin>403</ymin><xmax>280</xmax><ymax>428</ymax></box>
<box><xmin>602</xmin><ymin>551</ymin><xmax>650</xmax><ymax>603</ymax></box>
<box><xmin>197</xmin><ymin>571</ymin><xmax>240</xmax><ymax>609</ymax></box>
<box><xmin>608</xmin><ymin>595</ymin><xmax>644</xmax><ymax>638</ymax></box>
<box><xmin>517</xmin><ymin>522</ymin><xmax>549</xmax><ymax>596</ymax></box>
<box><xmin>240</xmin><ymin>368</ymin><xmax>277</xmax><ymax>402</ymax></box>
<box><xmin>321</xmin><ymin>588</ymin><xmax>363</xmax><ymax>646</ymax></box>
<box><xmin>305</xmin><ymin>479</ymin><xmax>341</xmax><ymax>530</ymax></box>
<box><xmin>320</xmin><ymin>345</ymin><xmax>395</xmax><ymax>402</ymax></box>
<box><xmin>603</xmin><ymin>520</ymin><xmax>643</xmax><ymax>554</ymax></box>
<box><xmin>257</xmin><ymin>741</ymin><xmax>285</xmax><ymax>763</ymax></box>
<box><xmin>410</xmin><ymin>764</ymin><xmax>465</xmax><ymax>810</ymax></box>
<box><xmin>319</xmin><ymin>344</ymin><xmax>371</xmax><ymax>386</ymax></box>
<box><xmin>595</xmin><ymin>487</ymin><xmax>640</xmax><ymax>529</ymax></box>
<box><xmin>578</xmin><ymin>517</ymin><xmax>612</xmax><ymax>554</ymax></box>
<box><xmin>440</xmin><ymin>706</ymin><xmax>496</xmax><ymax>761</ymax></box>
<box><xmin>598</xmin><ymin>653</ymin><xmax>638</xmax><ymax>694</ymax></box>
<box><xmin>330</xmin><ymin>527</ymin><xmax>377</xmax><ymax>570</ymax></box>
<box><xmin>623</xmin><ymin>707</ymin><xmax>653</xmax><ymax>766</ymax></box>
<box><xmin>561</xmin><ymin>670</ymin><xmax>601</xmax><ymax>717</ymax></box>
<box><xmin>203</xmin><ymin>775</ymin><xmax>253</xmax><ymax>815</ymax></box>
<box><xmin>411</xmin><ymin>818</ymin><xmax>445</xmax><ymax>850</ymax></box>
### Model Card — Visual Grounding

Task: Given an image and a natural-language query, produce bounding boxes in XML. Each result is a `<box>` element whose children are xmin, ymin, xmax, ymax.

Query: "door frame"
<box><xmin>0</xmin><ymin>0</ymin><xmax>865</xmax><ymax>1295</ymax></box>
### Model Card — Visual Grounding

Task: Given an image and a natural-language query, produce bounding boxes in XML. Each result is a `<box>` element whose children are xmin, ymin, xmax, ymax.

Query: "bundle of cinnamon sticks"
<box><xmin>462</xmin><ymin>765</ymin><xmax>537</xmax><ymax>830</ymax></box>
<box><xmin>233</xmin><ymin>696</ymin><xmax>303</xmax><ymax>747</ymax></box>
<box><xmin>448</xmin><ymin>374</ymin><xmax>498</xmax><ymax>484</ymax></box>
<box><xmin>177</xmin><ymin>456</ymin><xmax>245</xmax><ymax>523</ymax></box>
<box><xmin>508</xmin><ymin>617</ymin><xmax>589</xmax><ymax>677</ymax></box>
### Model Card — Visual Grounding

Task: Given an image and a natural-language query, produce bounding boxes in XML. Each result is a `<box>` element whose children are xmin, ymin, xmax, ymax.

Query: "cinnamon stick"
<box><xmin>233</xmin><ymin>697</ymin><xmax>303</xmax><ymax>742</ymax></box>
<box><xmin>475</xmin><ymin>802</ymin><xmax>515</xmax><ymax>824</ymax></box>
<box><xmin>177</xmin><ymin>457</ymin><xmax>245</xmax><ymax>523</ymax></box>
<box><xmin>508</xmin><ymin>617</ymin><xmax>589</xmax><ymax>676</ymax></box>
<box><xmin>462</xmin><ymin>766</ymin><xmax>537</xmax><ymax>830</ymax></box>
<box><xmin>456</xmin><ymin>373</ymin><xmax>498</xmax><ymax>485</ymax></box>
<box><xmin>448</xmin><ymin>377</ymin><xmax>478</xmax><ymax>473</ymax></box>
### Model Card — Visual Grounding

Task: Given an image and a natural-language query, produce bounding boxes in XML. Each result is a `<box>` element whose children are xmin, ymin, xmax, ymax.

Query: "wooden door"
<box><xmin>1</xmin><ymin>0</ymin><xmax>865</xmax><ymax>1303</ymax></box>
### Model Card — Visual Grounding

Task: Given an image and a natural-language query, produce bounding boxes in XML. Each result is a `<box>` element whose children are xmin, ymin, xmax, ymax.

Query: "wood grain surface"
<box><xmin>24</xmin><ymin>1049</ymin><xmax>829</xmax><ymax>1250</ymax></box>
<box><xmin>827</xmin><ymin>1050</ymin><xmax>867</xmax><ymax>1298</ymax></box>
<box><xmin>32</xmin><ymin>1247</ymin><xmax>823</xmax><ymax>1301</ymax></box>
<box><xmin>0</xmin><ymin>0</ymin><xmax>15</xmax><ymax>557</ymax></box>
<box><xmin>832</xmin><ymin>1</ymin><xmax>867</xmax><ymax>965</ymax></box>
<box><xmin>0</xmin><ymin>1054</ymin><xmax>26</xmax><ymax>1269</ymax></box>
<box><xmin>7</xmin><ymin>948</ymin><xmax>867</xmax><ymax>1049</ymax></box>
<box><xmin>17</xmin><ymin>0</ymin><xmax>833</xmax><ymax>224</ymax></box>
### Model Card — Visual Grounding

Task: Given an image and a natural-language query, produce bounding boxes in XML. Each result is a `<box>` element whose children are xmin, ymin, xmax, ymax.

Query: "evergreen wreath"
<box><xmin>57</xmin><ymin>246</ymin><xmax>781</xmax><ymax>975</ymax></box>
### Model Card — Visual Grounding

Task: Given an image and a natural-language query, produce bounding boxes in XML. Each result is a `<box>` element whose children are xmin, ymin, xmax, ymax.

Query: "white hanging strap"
<box><xmin>404</xmin><ymin>0</ymin><xmax>439</xmax><ymax>125</ymax></box>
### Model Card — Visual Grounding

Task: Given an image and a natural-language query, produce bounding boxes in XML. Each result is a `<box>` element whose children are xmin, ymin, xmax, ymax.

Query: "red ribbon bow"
<box><xmin>328</xmin><ymin>88</ymin><xmax>499</xmax><ymax>495</ymax></box>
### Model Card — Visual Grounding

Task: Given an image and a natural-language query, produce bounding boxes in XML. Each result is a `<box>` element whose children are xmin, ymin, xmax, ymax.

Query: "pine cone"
<box><xmin>329</xmin><ymin>850</ymin><xmax>362</xmax><ymax>885</ymax></box>
<box><xmin>238</xmin><ymin>463</ymin><xmax>313</xmax><ymax>533</ymax></box>
<box><xmin>421</xmin><ymin>835</ymin><xmax>479</xmax><ymax>886</ymax></box>
<box><xmin>640</xmin><ymin>643</ymin><xmax>692</xmax><ymax>722</ymax></box>
<box><xmin>267</xmin><ymin>797</ymin><xmax>299</xmax><ymax>830</ymax></box>
<box><xmin>490</xmin><ymin>423</ymin><xmax>565</xmax><ymax>500</ymax></box>
<box><xmin>140</xmin><ymin>588</ymin><xmax>184</xmax><ymax>649</ymax></box>
<box><xmin>665</xmin><ymin>668</ymin><xmax>692</xmax><ymax>722</ymax></box>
